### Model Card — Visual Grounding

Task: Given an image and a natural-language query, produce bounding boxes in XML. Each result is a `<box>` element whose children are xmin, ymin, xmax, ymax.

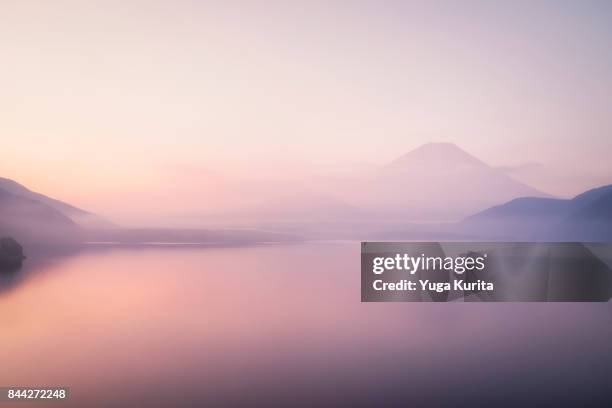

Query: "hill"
<box><xmin>464</xmin><ymin>184</ymin><xmax>612</xmax><ymax>240</ymax></box>
<box><xmin>0</xmin><ymin>178</ymin><xmax>112</xmax><ymax>228</ymax></box>
<box><xmin>0</xmin><ymin>187</ymin><xmax>78</xmax><ymax>246</ymax></box>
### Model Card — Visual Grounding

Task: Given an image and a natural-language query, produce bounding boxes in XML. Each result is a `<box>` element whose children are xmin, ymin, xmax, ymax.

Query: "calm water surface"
<box><xmin>1</xmin><ymin>243</ymin><xmax>611</xmax><ymax>407</ymax></box>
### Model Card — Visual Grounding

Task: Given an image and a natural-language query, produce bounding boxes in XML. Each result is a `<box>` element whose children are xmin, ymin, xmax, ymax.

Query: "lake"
<box><xmin>1</xmin><ymin>243</ymin><xmax>611</xmax><ymax>407</ymax></box>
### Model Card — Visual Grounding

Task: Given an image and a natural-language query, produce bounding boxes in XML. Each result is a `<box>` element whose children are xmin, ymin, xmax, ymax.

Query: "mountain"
<box><xmin>388</xmin><ymin>142</ymin><xmax>486</xmax><ymax>169</ymax></box>
<box><xmin>339</xmin><ymin>143</ymin><xmax>548</xmax><ymax>221</ymax></box>
<box><xmin>462</xmin><ymin>197</ymin><xmax>570</xmax><ymax>238</ymax></box>
<box><xmin>558</xmin><ymin>187</ymin><xmax>612</xmax><ymax>241</ymax></box>
<box><xmin>0</xmin><ymin>188</ymin><xmax>78</xmax><ymax>245</ymax></box>
<box><xmin>0</xmin><ymin>177</ymin><xmax>304</xmax><ymax>248</ymax></box>
<box><xmin>571</xmin><ymin>184</ymin><xmax>612</xmax><ymax>208</ymax></box>
<box><xmin>0</xmin><ymin>178</ymin><xmax>112</xmax><ymax>228</ymax></box>
<box><xmin>464</xmin><ymin>184</ymin><xmax>612</xmax><ymax>240</ymax></box>
<box><xmin>0</xmin><ymin>188</ymin><xmax>75</xmax><ymax>227</ymax></box>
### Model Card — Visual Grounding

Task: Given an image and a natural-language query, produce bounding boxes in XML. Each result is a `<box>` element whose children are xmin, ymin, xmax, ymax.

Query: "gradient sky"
<box><xmin>2</xmin><ymin>1</ymin><xmax>612</xmax><ymax>220</ymax></box>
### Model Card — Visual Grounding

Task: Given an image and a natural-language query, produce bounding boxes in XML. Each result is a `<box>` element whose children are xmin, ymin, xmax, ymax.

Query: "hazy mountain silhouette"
<box><xmin>570</xmin><ymin>184</ymin><xmax>612</xmax><ymax>208</ymax></box>
<box><xmin>0</xmin><ymin>177</ymin><xmax>112</xmax><ymax>228</ymax></box>
<box><xmin>0</xmin><ymin>181</ymin><xmax>301</xmax><ymax>254</ymax></box>
<box><xmin>0</xmin><ymin>187</ymin><xmax>79</xmax><ymax>246</ymax></box>
<box><xmin>557</xmin><ymin>186</ymin><xmax>612</xmax><ymax>241</ymax></box>
<box><xmin>199</xmin><ymin>143</ymin><xmax>550</xmax><ymax>228</ymax></box>
<box><xmin>340</xmin><ymin>143</ymin><xmax>548</xmax><ymax>221</ymax></box>
<box><xmin>464</xmin><ymin>184</ymin><xmax>612</xmax><ymax>240</ymax></box>
<box><xmin>0</xmin><ymin>188</ymin><xmax>74</xmax><ymax>227</ymax></box>
<box><xmin>388</xmin><ymin>142</ymin><xmax>486</xmax><ymax>168</ymax></box>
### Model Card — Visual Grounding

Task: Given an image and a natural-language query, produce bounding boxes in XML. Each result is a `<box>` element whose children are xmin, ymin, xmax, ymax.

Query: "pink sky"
<box><xmin>2</xmin><ymin>1</ymin><xmax>611</xmax><ymax>221</ymax></box>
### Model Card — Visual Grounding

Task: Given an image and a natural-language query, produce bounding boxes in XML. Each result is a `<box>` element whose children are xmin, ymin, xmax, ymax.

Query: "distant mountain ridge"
<box><xmin>340</xmin><ymin>143</ymin><xmax>549</xmax><ymax>221</ymax></box>
<box><xmin>0</xmin><ymin>187</ymin><xmax>78</xmax><ymax>246</ymax></box>
<box><xmin>0</xmin><ymin>177</ymin><xmax>301</xmax><ymax>248</ymax></box>
<box><xmin>464</xmin><ymin>184</ymin><xmax>612</xmax><ymax>240</ymax></box>
<box><xmin>185</xmin><ymin>143</ymin><xmax>541</xmax><ymax>224</ymax></box>
<box><xmin>0</xmin><ymin>188</ymin><xmax>75</xmax><ymax>227</ymax></box>
<box><xmin>0</xmin><ymin>177</ymin><xmax>87</xmax><ymax>215</ymax></box>
<box><xmin>0</xmin><ymin>178</ymin><xmax>112</xmax><ymax>228</ymax></box>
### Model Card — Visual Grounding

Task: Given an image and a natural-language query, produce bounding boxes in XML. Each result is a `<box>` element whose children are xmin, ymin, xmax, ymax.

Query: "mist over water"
<box><xmin>2</xmin><ymin>1</ymin><xmax>612</xmax><ymax>406</ymax></box>
<box><xmin>1</xmin><ymin>243</ymin><xmax>611</xmax><ymax>407</ymax></box>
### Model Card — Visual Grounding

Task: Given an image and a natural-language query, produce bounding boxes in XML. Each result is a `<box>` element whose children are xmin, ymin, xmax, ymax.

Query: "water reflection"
<box><xmin>0</xmin><ymin>243</ymin><xmax>611</xmax><ymax>407</ymax></box>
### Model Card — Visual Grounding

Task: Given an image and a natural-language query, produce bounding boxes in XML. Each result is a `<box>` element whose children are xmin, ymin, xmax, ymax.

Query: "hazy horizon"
<box><xmin>2</xmin><ymin>4</ymin><xmax>612</xmax><ymax>406</ymax></box>
<box><xmin>2</xmin><ymin>1</ymin><xmax>612</xmax><ymax>224</ymax></box>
